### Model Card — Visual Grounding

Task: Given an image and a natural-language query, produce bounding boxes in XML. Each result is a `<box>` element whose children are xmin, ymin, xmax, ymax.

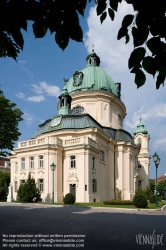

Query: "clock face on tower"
<box><xmin>50</xmin><ymin>116</ymin><xmax>62</xmax><ymax>127</ymax></box>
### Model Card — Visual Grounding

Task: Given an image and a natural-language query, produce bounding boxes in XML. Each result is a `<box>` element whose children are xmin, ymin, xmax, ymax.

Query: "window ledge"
<box><xmin>99</xmin><ymin>160</ymin><xmax>105</xmax><ymax>165</ymax></box>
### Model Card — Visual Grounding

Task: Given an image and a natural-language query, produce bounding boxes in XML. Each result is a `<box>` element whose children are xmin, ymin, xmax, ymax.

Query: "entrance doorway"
<box><xmin>70</xmin><ymin>184</ymin><xmax>76</xmax><ymax>198</ymax></box>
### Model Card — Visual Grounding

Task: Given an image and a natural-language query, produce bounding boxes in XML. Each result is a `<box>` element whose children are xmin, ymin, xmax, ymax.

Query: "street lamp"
<box><xmin>152</xmin><ymin>152</ymin><xmax>160</xmax><ymax>207</ymax></box>
<box><xmin>164</xmin><ymin>173</ymin><xmax>166</xmax><ymax>203</ymax></box>
<box><xmin>50</xmin><ymin>162</ymin><xmax>56</xmax><ymax>204</ymax></box>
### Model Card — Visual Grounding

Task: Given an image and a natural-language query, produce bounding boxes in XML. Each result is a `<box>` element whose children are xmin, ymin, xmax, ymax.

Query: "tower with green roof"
<box><xmin>133</xmin><ymin>117</ymin><xmax>151</xmax><ymax>190</ymax></box>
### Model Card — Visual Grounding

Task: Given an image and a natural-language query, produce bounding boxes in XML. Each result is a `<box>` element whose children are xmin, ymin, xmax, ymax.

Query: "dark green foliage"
<box><xmin>0</xmin><ymin>90</ymin><xmax>23</xmax><ymax>156</ymax></box>
<box><xmin>17</xmin><ymin>173</ymin><xmax>40</xmax><ymax>202</ymax></box>
<box><xmin>100</xmin><ymin>11</ymin><xmax>107</xmax><ymax>24</ymax></box>
<box><xmin>133</xmin><ymin>193</ymin><xmax>148</xmax><ymax>208</ymax></box>
<box><xmin>0</xmin><ymin>170</ymin><xmax>10</xmax><ymax>201</ymax></box>
<box><xmin>144</xmin><ymin>186</ymin><xmax>153</xmax><ymax>200</ymax></box>
<box><xmin>135</xmin><ymin>187</ymin><xmax>146</xmax><ymax>196</ymax></box>
<box><xmin>158</xmin><ymin>181</ymin><xmax>165</xmax><ymax>196</ymax></box>
<box><xmin>158</xmin><ymin>196</ymin><xmax>164</xmax><ymax>202</ymax></box>
<box><xmin>103</xmin><ymin>200</ymin><xmax>133</xmax><ymax>205</ymax></box>
<box><xmin>0</xmin><ymin>0</ymin><xmax>85</xmax><ymax>59</ymax></box>
<box><xmin>97</xmin><ymin>0</ymin><xmax>166</xmax><ymax>89</ymax></box>
<box><xmin>149</xmin><ymin>194</ymin><xmax>156</xmax><ymax>203</ymax></box>
<box><xmin>149</xmin><ymin>180</ymin><xmax>155</xmax><ymax>193</ymax></box>
<box><xmin>63</xmin><ymin>193</ymin><xmax>75</xmax><ymax>205</ymax></box>
<box><xmin>135</xmin><ymin>69</ymin><xmax>146</xmax><ymax>87</ymax></box>
<box><xmin>1</xmin><ymin>0</ymin><xmax>166</xmax><ymax>88</ymax></box>
<box><xmin>135</xmin><ymin>186</ymin><xmax>153</xmax><ymax>200</ymax></box>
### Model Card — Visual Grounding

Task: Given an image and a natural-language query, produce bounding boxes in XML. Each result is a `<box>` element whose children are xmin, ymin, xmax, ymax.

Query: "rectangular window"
<box><xmin>38</xmin><ymin>179</ymin><xmax>44</xmax><ymax>192</ymax></box>
<box><xmin>15</xmin><ymin>162</ymin><xmax>18</xmax><ymax>173</ymax></box>
<box><xmin>70</xmin><ymin>184</ymin><xmax>76</xmax><ymax>197</ymax></box>
<box><xmin>92</xmin><ymin>179</ymin><xmax>97</xmax><ymax>192</ymax></box>
<box><xmin>30</xmin><ymin>157</ymin><xmax>34</xmax><ymax>169</ymax></box>
<box><xmin>39</xmin><ymin>155</ymin><xmax>44</xmax><ymax>168</ymax></box>
<box><xmin>85</xmin><ymin>185</ymin><xmax>87</xmax><ymax>191</ymax></box>
<box><xmin>92</xmin><ymin>157</ymin><xmax>95</xmax><ymax>169</ymax></box>
<box><xmin>138</xmin><ymin>180</ymin><xmax>142</xmax><ymax>187</ymax></box>
<box><xmin>100</xmin><ymin>151</ymin><xmax>105</xmax><ymax>162</ymax></box>
<box><xmin>14</xmin><ymin>181</ymin><xmax>18</xmax><ymax>192</ymax></box>
<box><xmin>138</xmin><ymin>164</ymin><xmax>142</xmax><ymax>169</ymax></box>
<box><xmin>21</xmin><ymin>158</ymin><xmax>25</xmax><ymax>170</ymax></box>
<box><xmin>70</xmin><ymin>156</ymin><xmax>76</xmax><ymax>168</ymax></box>
<box><xmin>20</xmin><ymin>180</ymin><xmax>25</xmax><ymax>184</ymax></box>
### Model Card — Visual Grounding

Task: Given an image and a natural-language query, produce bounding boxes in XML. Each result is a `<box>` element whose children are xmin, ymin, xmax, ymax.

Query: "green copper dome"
<box><xmin>65</xmin><ymin>50</ymin><xmax>120</xmax><ymax>98</ymax></box>
<box><xmin>134</xmin><ymin>118</ymin><xmax>148</xmax><ymax>135</ymax></box>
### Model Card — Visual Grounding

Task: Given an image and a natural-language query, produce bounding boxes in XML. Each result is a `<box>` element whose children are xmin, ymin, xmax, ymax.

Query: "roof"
<box><xmin>134</xmin><ymin>117</ymin><xmax>148</xmax><ymax>135</ymax></box>
<box><xmin>33</xmin><ymin>114</ymin><xmax>134</xmax><ymax>143</ymax></box>
<box><xmin>154</xmin><ymin>175</ymin><xmax>166</xmax><ymax>182</ymax></box>
<box><xmin>64</xmin><ymin>50</ymin><xmax>119</xmax><ymax>98</ymax></box>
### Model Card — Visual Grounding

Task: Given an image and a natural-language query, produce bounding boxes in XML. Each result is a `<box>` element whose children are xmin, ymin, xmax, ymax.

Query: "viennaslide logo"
<box><xmin>136</xmin><ymin>230</ymin><xmax>164</xmax><ymax>249</ymax></box>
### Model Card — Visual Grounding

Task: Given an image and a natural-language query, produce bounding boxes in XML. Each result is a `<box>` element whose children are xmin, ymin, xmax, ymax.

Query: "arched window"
<box><xmin>137</xmin><ymin>138</ymin><xmax>141</xmax><ymax>144</ymax></box>
<box><xmin>72</xmin><ymin>106</ymin><xmax>84</xmax><ymax>114</ymax></box>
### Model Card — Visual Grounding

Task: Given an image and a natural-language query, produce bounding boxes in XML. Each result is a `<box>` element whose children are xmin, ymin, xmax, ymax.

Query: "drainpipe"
<box><xmin>114</xmin><ymin>145</ymin><xmax>116</xmax><ymax>200</ymax></box>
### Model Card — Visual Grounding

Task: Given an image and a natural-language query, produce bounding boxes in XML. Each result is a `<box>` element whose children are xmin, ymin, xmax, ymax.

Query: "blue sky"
<box><xmin>0</xmin><ymin>2</ymin><xmax>165</xmax><ymax>179</ymax></box>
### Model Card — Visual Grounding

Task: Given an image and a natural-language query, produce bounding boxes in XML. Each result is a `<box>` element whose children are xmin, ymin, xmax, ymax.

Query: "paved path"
<box><xmin>0</xmin><ymin>203</ymin><xmax>166</xmax><ymax>250</ymax></box>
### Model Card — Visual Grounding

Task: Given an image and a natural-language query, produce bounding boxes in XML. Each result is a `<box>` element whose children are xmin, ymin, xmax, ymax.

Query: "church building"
<box><xmin>10</xmin><ymin>50</ymin><xmax>151</xmax><ymax>202</ymax></box>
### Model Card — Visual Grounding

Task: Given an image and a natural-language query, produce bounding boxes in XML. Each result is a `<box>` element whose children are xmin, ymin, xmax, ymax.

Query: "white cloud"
<box><xmin>40</xmin><ymin>81</ymin><xmax>61</xmax><ymax>97</ymax></box>
<box><xmin>84</xmin><ymin>2</ymin><xmax>134</xmax><ymax>73</ymax></box>
<box><xmin>27</xmin><ymin>95</ymin><xmax>45</xmax><ymax>102</ymax></box>
<box><xmin>125</xmin><ymin>103</ymin><xmax>166</xmax><ymax>130</ymax></box>
<box><xmin>153</xmin><ymin>138</ymin><xmax>166</xmax><ymax>152</ymax></box>
<box><xmin>84</xmin><ymin>2</ymin><xmax>166</xmax><ymax>175</ymax></box>
<box><xmin>18</xmin><ymin>60</ymin><xmax>34</xmax><ymax>77</ymax></box>
<box><xmin>30</xmin><ymin>82</ymin><xmax>61</xmax><ymax>98</ymax></box>
<box><xmin>30</xmin><ymin>84</ymin><xmax>43</xmax><ymax>94</ymax></box>
<box><xmin>16</xmin><ymin>82</ymin><xmax>61</xmax><ymax>103</ymax></box>
<box><xmin>15</xmin><ymin>92</ymin><xmax>26</xmax><ymax>99</ymax></box>
<box><xmin>23</xmin><ymin>112</ymin><xmax>34</xmax><ymax>126</ymax></box>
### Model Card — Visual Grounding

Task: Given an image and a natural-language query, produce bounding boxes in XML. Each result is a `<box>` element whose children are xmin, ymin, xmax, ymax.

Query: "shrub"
<box><xmin>17</xmin><ymin>173</ymin><xmax>40</xmax><ymax>202</ymax></box>
<box><xmin>103</xmin><ymin>200</ymin><xmax>133</xmax><ymax>205</ymax></box>
<box><xmin>144</xmin><ymin>186</ymin><xmax>153</xmax><ymax>200</ymax></box>
<box><xmin>117</xmin><ymin>190</ymin><xmax>122</xmax><ymax>200</ymax></box>
<box><xmin>158</xmin><ymin>196</ymin><xmax>162</xmax><ymax>202</ymax></box>
<box><xmin>133</xmin><ymin>193</ymin><xmax>147</xmax><ymax>208</ymax></box>
<box><xmin>159</xmin><ymin>195</ymin><xmax>165</xmax><ymax>201</ymax></box>
<box><xmin>63</xmin><ymin>193</ymin><xmax>75</xmax><ymax>205</ymax></box>
<box><xmin>149</xmin><ymin>194</ymin><xmax>156</xmax><ymax>203</ymax></box>
<box><xmin>135</xmin><ymin>187</ymin><xmax>148</xmax><ymax>199</ymax></box>
<box><xmin>0</xmin><ymin>171</ymin><xmax>10</xmax><ymax>201</ymax></box>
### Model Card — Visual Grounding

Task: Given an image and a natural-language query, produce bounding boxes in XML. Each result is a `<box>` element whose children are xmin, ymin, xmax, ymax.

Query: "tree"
<box><xmin>158</xmin><ymin>181</ymin><xmax>165</xmax><ymax>196</ymax></box>
<box><xmin>0</xmin><ymin>170</ymin><xmax>10</xmax><ymax>201</ymax></box>
<box><xmin>17</xmin><ymin>173</ymin><xmax>40</xmax><ymax>202</ymax></box>
<box><xmin>149</xmin><ymin>179</ymin><xmax>155</xmax><ymax>193</ymax></box>
<box><xmin>0</xmin><ymin>0</ymin><xmax>166</xmax><ymax>88</ymax></box>
<box><xmin>0</xmin><ymin>90</ymin><xmax>23</xmax><ymax>156</ymax></box>
<box><xmin>96</xmin><ymin>0</ymin><xmax>166</xmax><ymax>89</ymax></box>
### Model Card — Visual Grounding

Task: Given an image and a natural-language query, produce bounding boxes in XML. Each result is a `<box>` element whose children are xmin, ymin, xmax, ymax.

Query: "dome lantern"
<box><xmin>86</xmin><ymin>45</ymin><xmax>100</xmax><ymax>67</ymax></box>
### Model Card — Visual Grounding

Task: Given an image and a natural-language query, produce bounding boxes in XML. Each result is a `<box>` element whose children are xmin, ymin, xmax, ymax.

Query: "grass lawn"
<box><xmin>53</xmin><ymin>201</ymin><xmax>166</xmax><ymax>209</ymax></box>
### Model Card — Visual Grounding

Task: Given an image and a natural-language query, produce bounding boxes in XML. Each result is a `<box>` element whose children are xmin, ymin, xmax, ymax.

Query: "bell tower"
<box><xmin>133</xmin><ymin>117</ymin><xmax>151</xmax><ymax>189</ymax></box>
